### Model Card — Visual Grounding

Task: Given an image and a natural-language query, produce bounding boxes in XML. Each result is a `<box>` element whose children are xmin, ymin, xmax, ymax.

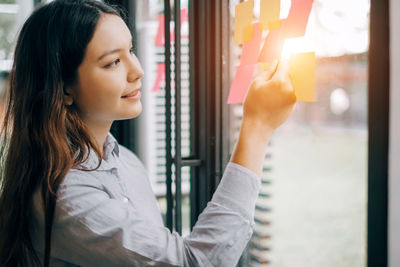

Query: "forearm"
<box><xmin>230</xmin><ymin>118</ymin><xmax>273</xmax><ymax>177</ymax></box>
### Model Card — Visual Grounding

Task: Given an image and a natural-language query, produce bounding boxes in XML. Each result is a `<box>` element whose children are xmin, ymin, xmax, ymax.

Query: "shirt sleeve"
<box><xmin>49</xmin><ymin>162</ymin><xmax>261</xmax><ymax>267</ymax></box>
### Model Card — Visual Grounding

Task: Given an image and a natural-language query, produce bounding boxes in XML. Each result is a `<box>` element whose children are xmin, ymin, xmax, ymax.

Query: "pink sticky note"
<box><xmin>181</xmin><ymin>8</ymin><xmax>189</xmax><ymax>23</ymax></box>
<box><xmin>172</xmin><ymin>9</ymin><xmax>189</xmax><ymax>41</ymax></box>
<box><xmin>257</xmin><ymin>29</ymin><xmax>285</xmax><ymax>63</ymax></box>
<box><xmin>152</xmin><ymin>63</ymin><xmax>165</xmax><ymax>92</ymax></box>
<box><xmin>240</xmin><ymin>23</ymin><xmax>262</xmax><ymax>65</ymax></box>
<box><xmin>155</xmin><ymin>9</ymin><xmax>188</xmax><ymax>46</ymax></box>
<box><xmin>155</xmin><ymin>15</ymin><xmax>165</xmax><ymax>46</ymax></box>
<box><xmin>155</xmin><ymin>14</ymin><xmax>174</xmax><ymax>44</ymax></box>
<box><xmin>181</xmin><ymin>9</ymin><xmax>189</xmax><ymax>40</ymax></box>
<box><xmin>227</xmin><ymin>64</ymin><xmax>255</xmax><ymax>104</ymax></box>
<box><xmin>282</xmin><ymin>0</ymin><xmax>313</xmax><ymax>38</ymax></box>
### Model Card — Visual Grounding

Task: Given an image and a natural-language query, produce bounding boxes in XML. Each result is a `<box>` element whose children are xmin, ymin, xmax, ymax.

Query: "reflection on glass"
<box><xmin>0</xmin><ymin>13</ymin><xmax>15</xmax><ymax>61</ymax></box>
<box><xmin>0</xmin><ymin>1</ymin><xmax>18</xmax><ymax>72</ymax></box>
<box><xmin>229</xmin><ymin>0</ymin><xmax>369</xmax><ymax>266</ymax></box>
<box><xmin>1</xmin><ymin>1</ymin><xmax>33</xmax><ymax>112</ymax></box>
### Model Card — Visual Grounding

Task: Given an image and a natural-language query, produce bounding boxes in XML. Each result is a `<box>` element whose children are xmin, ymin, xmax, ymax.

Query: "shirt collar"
<box><xmin>75</xmin><ymin>132</ymin><xmax>119</xmax><ymax>171</ymax></box>
<box><xmin>103</xmin><ymin>132</ymin><xmax>119</xmax><ymax>159</ymax></box>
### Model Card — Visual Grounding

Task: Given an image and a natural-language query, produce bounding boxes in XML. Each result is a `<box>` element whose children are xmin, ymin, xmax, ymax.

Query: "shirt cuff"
<box><xmin>211</xmin><ymin>162</ymin><xmax>261</xmax><ymax>221</ymax></box>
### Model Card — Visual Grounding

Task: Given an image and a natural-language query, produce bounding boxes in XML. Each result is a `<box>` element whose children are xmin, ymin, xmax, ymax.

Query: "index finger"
<box><xmin>271</xmin><ymin>59</ymin><xmax>290</xmax><ymax>81</ymax></box>
<box><xmin>254</xmin><ymin>60</ymin><xmax>279</xmax><ymax>82</ymax></box>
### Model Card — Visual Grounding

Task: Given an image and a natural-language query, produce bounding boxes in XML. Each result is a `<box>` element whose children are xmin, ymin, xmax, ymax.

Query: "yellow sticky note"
<box><xmin>242</xmin><ymin>23</ymin><xmax>254</xmax><ymax>43</ymax></box>
<box><xmin>268</xmin><ymin>20</ymin><xmax>281</xmax><ymax>30</ymax></box>
<box><xmin>260</xmin><ymin>0</ymin><xmax>280</xmax><ymax>30</ymax></box>
<box><xmin>289</xmin><ymin>52</ymin><xmax>315</xmax><ymax>102</ymax></box>
<box><xmin>234</xmin><ymin>0</ymin><xmax>254</xmax><ymax>44</ymax></box>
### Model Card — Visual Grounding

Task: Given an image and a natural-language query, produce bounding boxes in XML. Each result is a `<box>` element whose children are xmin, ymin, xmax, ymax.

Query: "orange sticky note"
<box><xmin>289</xmin><ymin>52</ymin><xmax>315</xmax><ymax>102</ymax></box>
<box><xmin>240</xmin><ymin>23</ymin><xmax>262</xmax><ymax>65</ymax></box>
<box><xmin>227</xmin><ymin>64</ymin><xmax>255</xmax><ymax>104</ymax></box>
<box><xmin>258</xmin><ymin>29</ymin><xmax>285</xmax><ymax>63</ymax></box>
<box><xmin>260</xmin><ymin>0</ymin><xmax>280</xmax><ymax>30</ymax></box>
<box><xmin>234</xmin><ymin>0</ymin><xmax>254</xmax><ymax>44</ymax></box>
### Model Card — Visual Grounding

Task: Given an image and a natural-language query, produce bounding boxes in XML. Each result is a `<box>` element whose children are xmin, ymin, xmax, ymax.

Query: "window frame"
<box><xmin>114</xmin><ymin>0</ymin><xmax>391</xmax><ymax>266</ymax></box>
<box><xmin>367</xmin><ymin>0</ymin><xmax>390</xmax><ymax>266</ymax></box>
<box><xmin>188</xmin><ymin>0</ymin><xmax>231</xmax><ymax>228</ymax></box>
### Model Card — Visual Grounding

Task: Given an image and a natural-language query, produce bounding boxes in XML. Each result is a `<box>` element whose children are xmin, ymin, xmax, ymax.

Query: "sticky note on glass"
<box><xmin>152</xmin><ymin>63</ymin><xmax>165</xmax><ymax>92</ymax></box>
<box><xmin>258</xmin><ymin>29</ymin><xmax>285</xmax><ymax>63</ymax></box>
<box><xmin>282</xmin><ymin>0</ymin><xmax>313</xmax><ymax>38</ymax></box>
<box><xmin>240</xmin><ymin>23</ymin><xmax>262</xmax><ymax>65</ymax></box>
<box><xmin>155</xmin><ymin>15</ymin><xmax>165</xmax><ymax>46</ymax></box>
<box><xmin>289</xmin><ymin>52</ymin><xmax>315</xmax><ymax>102</ymax></box>
<box><xmin>268</xmin><ymin>20</ymin><xmax>281</xmax><ymax>30</ymax></box>
<box><xmin>227</xmin><ymin>64</ymin><xmax>255</xmax><ymax>104</ymax></box>
<box><xmin>260</xmin><ymin>0</ymin><xmax>280</xmax><ymax>30</ymax></box>
<box><xmin>234</xmin><ymin>0</ymin><xmax>254</xmax><ymax>44</ymax></box>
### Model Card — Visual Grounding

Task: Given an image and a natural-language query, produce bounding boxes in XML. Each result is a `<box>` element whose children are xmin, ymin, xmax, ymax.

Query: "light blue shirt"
<box><xmin>30</xmin><ymin>133</ymin><xmax>261</xmax><ymax>266</ymax></box>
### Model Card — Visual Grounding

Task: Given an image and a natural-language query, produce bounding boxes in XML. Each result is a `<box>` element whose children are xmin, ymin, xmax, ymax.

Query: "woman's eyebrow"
<box><xmin>98</xmin><ymin>37</ymin><xmax>133</xmax><ymax>61</ymax></box>
<box><xmin>98</xmin><ymin>48</ymin><xmax>121</xmax><ymax>61</ymax></box>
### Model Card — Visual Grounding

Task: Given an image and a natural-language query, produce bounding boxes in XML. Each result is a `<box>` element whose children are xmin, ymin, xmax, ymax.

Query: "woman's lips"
<box><xmin>122</xmin><ymin>89</ymin><xmax>140</xmax><ymax>98</ymax></box>
<box><xmin>121</xmin><ymin>89</ymin><xmax>141</xmax><ymax>99</ymax></box>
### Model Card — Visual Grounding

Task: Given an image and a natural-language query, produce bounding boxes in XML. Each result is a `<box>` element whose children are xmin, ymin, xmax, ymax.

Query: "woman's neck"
<box><xmin>83</xmin><ymin>119</ymin><xmax>113</xmax><ymax>158</ymax></box>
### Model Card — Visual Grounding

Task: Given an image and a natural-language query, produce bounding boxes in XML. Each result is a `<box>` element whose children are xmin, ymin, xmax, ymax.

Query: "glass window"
<box><xmin>0</xmin><ymin>0</ymin><xmax>34</xmax><ymax>106</ymax></box>
<box><xmin>0</xmin><ymin>0</ymin><xmax>18</xmax><ymax>72</ymax></box>
<box><xmin>228</xmin><ymin>0</ymin><xmax>369</xmax><ymax>266</ymax></box>
<box><xmin>134</xmin><ymin>0</ymin><xmax>191</xmax><ymax>236</ymax></box>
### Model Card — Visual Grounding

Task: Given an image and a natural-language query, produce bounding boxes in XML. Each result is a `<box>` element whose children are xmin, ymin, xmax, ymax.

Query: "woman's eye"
<box><xmin>105</xmin><ymin>58</ymin><xmax>120</xmax><ymax>68</ymax></box>
<box><xmin>129</xmin><ymin>47</ymin><xmax>134</xmax><ymax>54</ymax></box>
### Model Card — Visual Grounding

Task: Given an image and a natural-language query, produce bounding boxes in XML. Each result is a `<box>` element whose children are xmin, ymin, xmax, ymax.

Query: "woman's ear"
<box><xmin>63</xmin><ymin>87</ymin><xmax>74</xmax><ymax>106</ymax></box>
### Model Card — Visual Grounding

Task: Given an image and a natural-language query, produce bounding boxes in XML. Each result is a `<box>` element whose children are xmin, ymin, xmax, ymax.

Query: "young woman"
<box><xmin>0</xmin><ymin>0</ymin><xmax>296</xmax><ymax>266</ymax></box>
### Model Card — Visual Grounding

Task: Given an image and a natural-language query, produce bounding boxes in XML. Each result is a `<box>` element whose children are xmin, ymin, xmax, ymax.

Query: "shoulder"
<box><xmin>60</xmin><ymin>168</ymin><xmax>104</xmax><ymax>195</ymax></box>
<box><xmin>117</xmin><ymin>144</ymin><xmax>145</xmax><ymax>168</ymax></box>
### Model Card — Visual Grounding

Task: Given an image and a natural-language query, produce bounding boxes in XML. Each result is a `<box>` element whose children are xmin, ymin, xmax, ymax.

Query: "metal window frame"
<box><xmin>368</xmin><ymin>0</ymin><xmax>390</xmax><ymax>266</ymax></box>
<box><xmin>188</xmin><ymin>0</ymin><xmax>231</xmax><ymax>229</ymax></box>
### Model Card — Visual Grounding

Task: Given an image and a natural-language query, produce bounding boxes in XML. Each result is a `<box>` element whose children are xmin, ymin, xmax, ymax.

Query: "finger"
<box><xmin>273</xmin><ymin>60</ymin><xmax>295</xmax><ymax>93</ymax></box>
<box><xmin>273</xmin><ymin>64</ymin><xmax>296</xmax><ymax>105</ymax></box>
<box><xmin>271</xmin><ymin>59</ymin><xmax>289</xmax><ymax>81</ymax></box>
<box><xmin>255</xmin><ymin>60</ymin><xmax>279</xmax><ymax>81</ymax></box>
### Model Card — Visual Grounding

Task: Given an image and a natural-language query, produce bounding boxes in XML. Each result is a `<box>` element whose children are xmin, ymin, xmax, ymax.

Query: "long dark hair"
<box><xmin>0</xmin><ymin>1</ymin><xmax>125</xmax><ymax>266</ymax></box>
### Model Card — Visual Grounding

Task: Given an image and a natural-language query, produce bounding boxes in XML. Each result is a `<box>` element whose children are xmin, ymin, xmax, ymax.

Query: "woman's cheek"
<box><xmin>102</xmin><ymin>72</ymin><xmax>126</xmax><ymax>98</ymax></box>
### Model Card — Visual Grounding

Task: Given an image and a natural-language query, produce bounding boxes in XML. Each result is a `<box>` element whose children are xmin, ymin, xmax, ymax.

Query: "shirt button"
<box><xmin>122</xmin><ymin>197</ymin><xmax>129</xmax><ymax>203</ymax></box>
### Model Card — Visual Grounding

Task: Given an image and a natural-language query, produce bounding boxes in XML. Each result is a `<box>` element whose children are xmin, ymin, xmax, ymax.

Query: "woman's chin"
<box><xmin>123</xmin><ymin>102</ymin><xmax>142</xmax><ymax>120</ymax></box>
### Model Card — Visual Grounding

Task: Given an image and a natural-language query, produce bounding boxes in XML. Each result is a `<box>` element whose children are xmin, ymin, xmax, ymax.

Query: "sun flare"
<box><xmin>281</xmin><ymin>37</ymin><xmax>315</xmax><ymax>60</ymax></box>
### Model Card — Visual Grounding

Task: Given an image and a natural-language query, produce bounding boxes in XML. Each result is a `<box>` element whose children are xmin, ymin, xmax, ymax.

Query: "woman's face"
<box><xmin>68</xmin><ymin>14</ymin><xmax>144</xmax><ymax>126</ymax></box>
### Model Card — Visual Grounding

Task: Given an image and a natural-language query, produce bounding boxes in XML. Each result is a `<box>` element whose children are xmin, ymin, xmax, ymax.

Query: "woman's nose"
<box><xmin>127</xmin><ymin>55</ymin><xmax>144</xmax><ymax>82</ymax></box>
